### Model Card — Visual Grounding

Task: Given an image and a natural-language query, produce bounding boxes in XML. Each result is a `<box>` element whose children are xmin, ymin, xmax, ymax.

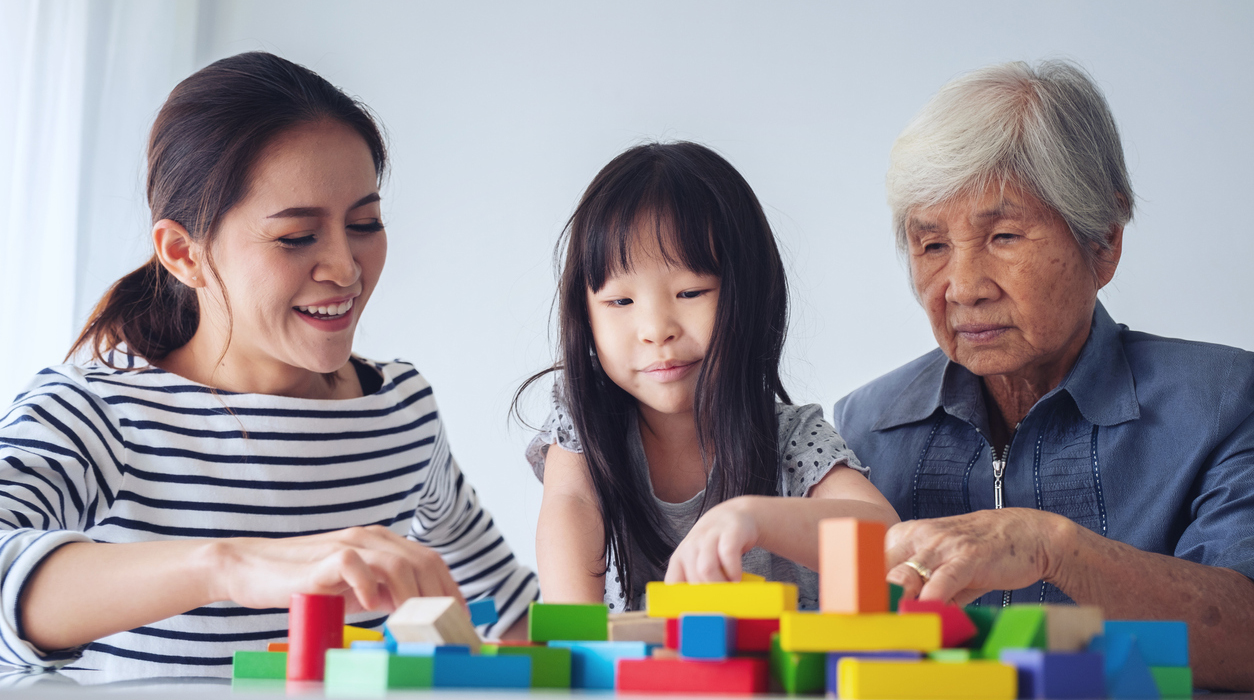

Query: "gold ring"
<box><xmin>904</xmin><ymin>560</ymin><xmax>933</xmax><ymax>583</ymax></box>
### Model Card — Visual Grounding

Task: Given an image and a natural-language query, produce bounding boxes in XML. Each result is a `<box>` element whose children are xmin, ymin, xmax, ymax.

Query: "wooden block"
<box><xmin>343</xmin><ymin>624</ymin><xmax>384</xmax><ymax>647</ymax></box>
<box><xmin>735</xmin><ymin>618</ymin><xmax>780</xmax><ymax>652</ymax></box>
<box><xmin>965</xmin><ymin>605</ymin><xmax>999</xmax><ymax>651</ymax></box>
<box><xmin>888</xmin><ymin>583</ymin><xmax>903</xmax><ymax>612</ymax></box>
<box><xmin>527</xmin><ymin>602</ymin><xmax>608</xmax><ymax>642</ymax></box>
<box><xmin>769</xmin><ymin>631</ymin><xmax>825</xmax><ymax>695</ymax></box>
<box><xmin>349</xmin><ymin>640</ymin><xmax>390</xmax><ymax>651</ymax></box>
<box><xmin>652</xmin><ymin>646</ymin><xmax>679</xmax><ymax>659</ymax></box>
<box><xmin>837</xmin><ymin>659</ymin><xmax>1016</xmax><ymax>700</ymax></box>
<box><xmin>483</xmin><ymin>644</ymin><xmax>572</xmax><ymax>688</ymax></box>
<box><xmin>928</xmin><ymin>648</ymin><xmax>974</xmax><ymax>662</ymax></box>
<box><xmin>665</xmin><ymin>617</ymin><xmax>680</xmax><ymax>648</ymax></box>
<box><xmin>1043</xmin><ymin>605</ymin><xmax>1103</xmax><ymax>652</ymax></box>
<box><xmin>1102</xmin><ymin>633</ymin><xmax>1161</xmax><ymax>699</ymax></box>
<box><xmin>982</xmin><ymin>606</ymin><xmax>1045</xmax><ymax>659</ymax></box>
<box><xmin>232</xmin><ymin>650</ymin><xmax>287</xmax><ymax>679</ymax></box>
<box><xmin>819</xmin><ymin>518</ymin><xmax>888</xmax><ymax>613</ymax></box>
<box><xmin>646</xmin><ymin>581</ymin><xmax>798</xmax><ymax>619</ymax></box>
<box><xmin>266</xmin><ymin>642</ymin><xmax>287</xmax><ymax>653</ymax></box>
<box><xmin>680</xmin><ymin>614</ymin><xmax>737</xmax><ymax>660</ymax></box>
<box><xmin>898</xmin><ymin>599</ymin><xmax>977</xmax><ymax>647</ymax></box>
<box><xmin>617</xmin><ymin>657</ymin><xmax>769</xmax><ymax>694</ymax></box>
<box><xmin>386</xmin><ymin>597</ymin><xmax>481</xmax><ymax>653</ymax></box>
<box><xmin>741</xmin><ymin>572</ymin><xmax>766</xmax><ymax>583</ymax></box>
<box><xmin>1148</xmin><ymin>666</ymin><xmax>1192</xmax><ymax>698</ymax></box>
<box><xmin>1000</xmin><ymin>649</ymin><xmax>1105</xmax><ymax>699</ymax></box>
<box><xmin>1104</xmin><ymin>621</ymin><xmax>1188</xmax><ymax>667</ymax></box>
<box><xmin>287</xmin><ymin>593</ymin><xmax>344</xmax><ymax>681</ymax></box>
<box><xmin>432</xmin><ymin>654</ymin><xmax>531</xmax><ymax>688</ymax></box>
<box><xmin>324</xmin><ymin>648</ymin><xmax>433</xmax><ymax>691</ymax></box>
<box><xmin>468</xmin><ymin>598</ymin><xmax>498</xmax><ymax>626</ymax></box>
<box><xmin>609</xmin><ymin>611</ymin><xmax>666</xmax><ymax>643</ymax></box>
<box><xmin>779</xmin><ymin>612</ymin><xmax>941</xmax><ymax>652</ymax></box>
<box><xmin>826</xmin><ymin>651</ymin><xmax>922</xmax><ymax>694</ymax></box>
<box><xmin>548</xmin><ymin>640</ymin><xmax>648</xmax><ymax>689</ymax></box>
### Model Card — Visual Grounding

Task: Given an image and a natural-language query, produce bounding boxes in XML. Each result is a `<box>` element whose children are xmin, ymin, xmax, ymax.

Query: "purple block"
<box><xmin>1000</xmin><ymin>649</ymin><xmax>1105</xmax><ymax>699</ymax></box>
<box><xmin>826</xmin><ymin>651</ymin><xmax>923</xmax><ymax>696</ymax></box>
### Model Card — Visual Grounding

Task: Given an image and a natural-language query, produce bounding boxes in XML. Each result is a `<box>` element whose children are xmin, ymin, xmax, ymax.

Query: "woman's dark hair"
<box><xmin>70</xmin><ymin>51</ymin><xmax>387</xmax><ymax>366</ymax></box>
<box><xmin>516</xmin><ymin>142</ymin><xmax>791</xmax><ymax>602</ymax></box>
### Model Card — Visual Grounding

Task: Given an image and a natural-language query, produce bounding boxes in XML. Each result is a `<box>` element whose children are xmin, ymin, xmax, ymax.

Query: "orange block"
<box><xmin>819</xmin><ymin>518</ymin><xmax>888</xmax><ymax>613</ymax></box>
<box><xmin>267</xmin><ymin>642</ymin><xmax>288</xmax><ymax>652</ymax></box>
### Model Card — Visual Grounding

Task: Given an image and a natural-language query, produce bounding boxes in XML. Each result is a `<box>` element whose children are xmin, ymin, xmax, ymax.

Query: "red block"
<box><xmin>734</xmin><ymin>618</ymin><xmax>780</xmax><ymax>652</ymax></box>
<box><xmin>617</xmin><ymin>657</ymin><xmax>768</xmax><ymax>694</ymax></box>
<box><xmin>287</xmin><ymin>593</ymin><xmax>344</xmax><ymax>681</ymax></box>
<box><xmin>897</xmin><ymin>599</ymin><xmax>977</xmax><ymax>647</ymax></box>
<box><xmin>664</xmin><ymin>617</ymin><xmax>680</xmax><ymax>649</ymax></box>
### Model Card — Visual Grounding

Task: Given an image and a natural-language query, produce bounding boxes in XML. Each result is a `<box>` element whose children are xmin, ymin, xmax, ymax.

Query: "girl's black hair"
<box><xmin>516</xmin><ymin>142</ymin><xmax>791</xmax><ymax>602</ymax></box>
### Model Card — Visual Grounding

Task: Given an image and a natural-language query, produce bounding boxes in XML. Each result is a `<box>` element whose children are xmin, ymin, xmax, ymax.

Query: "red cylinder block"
<box><xmin>286</xmin><ymin>593</ymin><xmax>345</xmax><ymax>681</ymax></box>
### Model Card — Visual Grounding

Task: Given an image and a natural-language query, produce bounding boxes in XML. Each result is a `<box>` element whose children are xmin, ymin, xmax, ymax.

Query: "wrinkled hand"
<box><xmin>210</xmin><ymin>525</ymin><xmax>464</xmax><ymax>614</ymax></box>
<box><xmin>665</xmin><ymin>497</ymin><xmax>760</xmax><ymax>583</ymax></box>
<box><xmin>885</xmin><ymin>508</ymin><xmax>1074</xmax><ymax>605</ymax></box>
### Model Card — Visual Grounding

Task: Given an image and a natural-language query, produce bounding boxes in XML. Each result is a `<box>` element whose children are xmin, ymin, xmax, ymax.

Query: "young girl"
<box><xmin>522</xmin><ymin>142</ymin><xmax>899</xmax><ymax>611</ymax></box>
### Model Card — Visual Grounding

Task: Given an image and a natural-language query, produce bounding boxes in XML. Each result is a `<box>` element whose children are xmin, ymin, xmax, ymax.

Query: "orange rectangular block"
<box><xmin>819</xmin><ymin>518</ymin><xmax>888</xmax><ymax>613</ymax></box>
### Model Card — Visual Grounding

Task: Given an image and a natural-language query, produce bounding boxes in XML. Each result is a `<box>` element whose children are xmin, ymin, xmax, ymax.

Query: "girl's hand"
<box><xmin>665</xmin><ymin>496</ymin><xmax>761</xmax><ymax>583</ymax></box>
<box><xmin>208</xmin><ymin>525</ymin><xmax>464</xmax><ymax>614</ymax></box>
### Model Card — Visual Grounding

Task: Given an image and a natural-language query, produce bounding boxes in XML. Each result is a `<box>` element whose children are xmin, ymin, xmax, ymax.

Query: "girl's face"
<box><xmin>586</xmin><ymin>234</ymin><xmax>719</xmax><ymax>418</ymax></box>
<box><xmin>198</xmin><ymin>120</ymin><xmax>386</xmax><ymax>378</ymax></box>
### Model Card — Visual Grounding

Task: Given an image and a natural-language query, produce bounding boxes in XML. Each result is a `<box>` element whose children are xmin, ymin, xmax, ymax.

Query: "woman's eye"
<box><xmin>923</xmin><ymin>242</ymin><xmax>947</xmax><ymax>253</ymax></box>
<box><xmin>993</xmin><ymin>232</ymin><xmax>1019</xmax><ymax>242</ymax></box>
<box><xmin>348</xmin><ymin>220</ymin><xmax>384</xmax><ymax>234</ymax></box>
<box><xmin>278</xmin><ymin>235</ymin><xmax>316</xmax><ymax>248</ymax></box>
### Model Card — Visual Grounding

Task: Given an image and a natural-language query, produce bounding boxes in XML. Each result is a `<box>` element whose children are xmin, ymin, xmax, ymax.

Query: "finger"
<box><xmin>317</xmin><ymin>548</ymin><xmax>382</xmax><ymax>611</ymax></box>
<box><xmin>918</xmin><ymin>561</ymin><xmax>971</xmax><ymax>604</ymax></box>
<box><xmin>716</xmin><ymin>534</ymin><xmax>744</xmax><ymax>583</ymax></box>
<box><xmin>883</xmin><ymin>522</ymin><xmax>920</xmax><ymax>571</ymax></box>
<box><xmin>694</xmin><ymin>539</ymin><xmax>729</xmax><ymax>583</ymax></box>
<box><xmin>886</xmin><ymin>561</ymin><xmax>925</xmax><ymax>601</ymax></box>
<box><xmin>664</xmin><ymin>553</ymin><xmax>688</xmax><ymax>584</ymax></box>
<box><xmin>372</xmin><ymin>552</ymin><xmax>419</xmax><ymax>612</ymax></box>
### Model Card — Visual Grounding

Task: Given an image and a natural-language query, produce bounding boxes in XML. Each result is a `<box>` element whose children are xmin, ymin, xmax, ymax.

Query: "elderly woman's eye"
<box><xmin>994</xmin><ymin>232</ymin><xmax>1020</xmax><ymax>242</ymax></box>
<box><xmin>923</xmin><ymin>242</ymin><xmax>947</xmax><ymax>253</ymax></box>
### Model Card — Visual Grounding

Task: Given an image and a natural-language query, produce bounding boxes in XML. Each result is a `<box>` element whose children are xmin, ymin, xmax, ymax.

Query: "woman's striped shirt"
<box><xmin>0</xmin><ymin>355</ymin><xmax>538</xmax><ymax>683</ymax></box>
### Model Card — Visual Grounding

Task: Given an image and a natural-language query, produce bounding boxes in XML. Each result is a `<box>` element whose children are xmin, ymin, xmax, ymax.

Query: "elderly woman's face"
<box><xmin>906</xmin><ymin>182</ymin><xmax>1114</xmax><ymax>380</ymax></box>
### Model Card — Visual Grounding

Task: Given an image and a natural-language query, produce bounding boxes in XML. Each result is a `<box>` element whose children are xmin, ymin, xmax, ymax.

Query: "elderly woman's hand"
<box><xmin>884</xmin><ymin>508</ymin><xmax>1077</xmax><ymax>605</ymax></box>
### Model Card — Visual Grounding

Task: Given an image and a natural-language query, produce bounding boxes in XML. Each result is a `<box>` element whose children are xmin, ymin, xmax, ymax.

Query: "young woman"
<box><xmin>0</xmin><ymin>52</ymin><xmax>535</xmax><ymax>681</ymax></box>
<box><xmin>520</xmin><ymin>142</ymin><xmax>898</xmax><ymax>611</ymax></box>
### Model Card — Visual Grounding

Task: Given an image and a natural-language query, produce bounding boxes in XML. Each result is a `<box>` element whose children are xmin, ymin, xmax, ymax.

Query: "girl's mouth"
<box><xmin>295</xmin><ymin>298</ymin><xmax>354</xmax><ymax>320</ymax></box>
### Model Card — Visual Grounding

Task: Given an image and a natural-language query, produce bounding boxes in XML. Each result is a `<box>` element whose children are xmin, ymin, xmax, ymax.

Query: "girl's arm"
<box><xmin>535</xmin><ymin>444</ymin><xmax>607</xmax><ymax>603</ymax></box>
<box><xmin>665</xmin><ymin>465</ymin><xmax>899</xmax><ymax>583</ymax></box>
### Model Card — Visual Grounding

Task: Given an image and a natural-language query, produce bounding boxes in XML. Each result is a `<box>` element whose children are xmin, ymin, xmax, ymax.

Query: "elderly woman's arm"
<box><xmin>884</xmin><ymin>508</ymin><xmax>1254</xmax><ymax>692</ymax></box>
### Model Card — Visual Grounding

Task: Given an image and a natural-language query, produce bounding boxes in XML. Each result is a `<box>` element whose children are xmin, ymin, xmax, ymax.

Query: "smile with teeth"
<box><xmin>295</xmin><ymin>298</ymin><xmax>354</xmax><ymax>319</ymax></box>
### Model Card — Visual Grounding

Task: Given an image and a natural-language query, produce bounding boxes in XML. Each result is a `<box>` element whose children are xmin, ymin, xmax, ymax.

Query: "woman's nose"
<box><xmin>944</xmin><ymin>248</ymin><xmax>999</xmax><ymax>307</ymax></box>
<box><xmin>313</xmin><ymin>229</ymin><xmax>361</xmax><ymax>287</ymax></box>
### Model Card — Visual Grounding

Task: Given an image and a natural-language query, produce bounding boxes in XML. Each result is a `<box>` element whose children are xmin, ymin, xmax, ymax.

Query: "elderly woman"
<box><xmin>832</xmin><ymin>61</ymin><xmax>1254</xmax><ymax>691</ymax></box>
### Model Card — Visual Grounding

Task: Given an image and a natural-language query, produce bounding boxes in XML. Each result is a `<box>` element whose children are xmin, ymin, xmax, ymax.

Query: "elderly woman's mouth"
<box><xmin>953</xmin><ymin>324</ymin><xmax>1009</xmax><ymax>342</ymax></box>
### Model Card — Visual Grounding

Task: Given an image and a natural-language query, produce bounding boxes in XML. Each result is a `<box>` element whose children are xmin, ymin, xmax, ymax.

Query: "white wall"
<box><xmin>31</xmin><ymin>0</ymin><xmax>1254</xmax><ymax>573</ymax></box>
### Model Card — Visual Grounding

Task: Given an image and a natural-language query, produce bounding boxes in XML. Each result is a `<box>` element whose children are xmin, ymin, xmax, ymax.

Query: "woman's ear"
<box><xmin>152</xmin><ymin>219</ymin><xmax>203</xmax><ymax>287</ymax></box>
<box><xmin>1094</xmin><ymin>223</ymin><xmax>1124</xmax><ymax>289</ymax></box>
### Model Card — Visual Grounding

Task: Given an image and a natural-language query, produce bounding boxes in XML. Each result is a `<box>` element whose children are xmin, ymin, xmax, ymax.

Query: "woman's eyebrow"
<box><xmin>267</xmin><ymin>193</ymin><xmax>381</xmax><ymax>219</ymax></box>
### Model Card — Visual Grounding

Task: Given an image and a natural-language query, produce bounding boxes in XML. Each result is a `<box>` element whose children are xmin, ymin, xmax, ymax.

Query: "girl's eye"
<box><xmin>610</xmin><ymin>298</ymin><xmax>633</xmax><ymax>307</ymax></box>
<box><xmin>278</xmin><ymin>235</ymin><xmax>316</xmax><ymax>248</ymax></box>
<box><xmin>678</xmin><ymin>290</ymin><xmax>707</xmax><ymax>299</ymax></box>
<box><xmin>348</xmin><ymin>220</ymin><xmax>384</xmax><ymax>234</ymax></box>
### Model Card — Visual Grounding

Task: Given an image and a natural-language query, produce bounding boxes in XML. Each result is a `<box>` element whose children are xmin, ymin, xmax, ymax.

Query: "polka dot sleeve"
<box><xmin>523</xmin><ymin>386</ymin><xmax>584</xmax><ymax>483</ymax></box>
<box><xmin>776</xmin><ymin>403</ymin><xmax>867</xmax><ymax>497</ymax></box>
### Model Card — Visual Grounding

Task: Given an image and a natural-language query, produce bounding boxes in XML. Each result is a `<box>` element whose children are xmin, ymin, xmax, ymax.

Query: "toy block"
<box><xmin>779</xmin><ymin>612</ymin><xmax>941</xmax><ymax>652</ymax></box>
<box><xmin>770</xmin><ymin>632</ymin><xmax>825</xmax><ymax>695</ymax></box>
<box><xmin>468</xmin><ymin>597</ymin><xmax>498</xmax><ymax>626</ymax></box>
<box><xmin>837</xmin><ymin>659</ymin><xmax>1017</xmax><ymax>700</ymax></box>
<box><xmin>680</xmin><ymin>614</ymin><xmax>737</xmax><ymax>659</ymax></box>
<box><xmin>287</xmin><ymin>593</ymin><xmax>345</xmax><ymax>681</ymax></box>
<box><xmin>735</xmin><ymin>617</ymin><xmax>780</xmax><ymax>652</ymax></box>
<box><xmin>928</xmin><ymin>648</ymin><xmax>974</xmax><ymax>662</ymax></box>
<box><xmin>232</xmin><ymin>650</ymin><xmax>287</xmax><ymax>679</ymax></box>
<box><xmin>266</xmin><ymin>642</ymin><xmax>287</xmax><ymax>653</ymax></box>
<box><xmin>965</xmin><ymin>605</ymin><xmax>999</xmax><ymax>650</ymax></box>
<box><xmin>527</xmin><ymin>601</ymin><xmax>608</xmax><ymax>641</ymax></box>
<box><xmin>982</xmin><ymin>606</ymin><xmax>1046</xmax><ymax>659</ymax></box>
<box><xmin>432</xmin><ymin>654</ymin><xmax>531</xmax><ymax>689</ymax></box>
<box><xmin>646</xmin><ymin>580</ymin><xmax>798</xmax><ymax>619</ymax></box>
<box><xmin>483</xmin><ymin>643</ymin><xmax>572</xmax><ymax>688</ymax></box>
<box><xmin>343</xmin><ymin>624</ymin><xmax>384</xmax><ymax>647</ymax></box>
<box><xmin>652</xmin><ymin>646</ymin><xmax>679</xmax><ymax>659</ymax></box>
<box><xmin>741</xmin><ymin>572</ymin><xmax>766</xmax><ymax>582</ymax></box>
<box><xmin>386</xmin><ymin>597</ymin><xmax>480</xmax><ymax>653</ymax></box>
<box><xmin>826</xmin><ymin>651</ymin><xmax>922</xmax><ymax>695</ymax></box>
<box><xmin>1103</xmin><ymin>633</ymin><xmax>1161</xmax><ymax>699</ymax></box>
<box><xmin>349</xmin><ymin>640</ymin><xmax>390</xmax><ymax>651</ymax></box>
<box><xmin>434</xmin><ymin>644</ymin><xmax>470</xmax><ymax>655</ymax></box>
<box><xmin>665</xmin><ymin>617</ymin><xmax>680</xmax><ymax>648</ymax></box>
<box><xmin>898</xmin><ymin>599</ymin><xmax>977</xmax><ymax>647</ymax></box>
<box><xmin>1148</xmin><ymin>667</ymin><xmax>1192</xmax><ymax>698</ymax></box>
<box><xmin>617</xmin><ymin>657</ymin><xmax>769</xmax><ymax>694</ymax></box>
<box><xmin>1000</xmin><ymin>649</ymin><xmax>1105</xmax><ymax>699</ymax></box>
<box><xmin>609</xmin><ymin>611</ymin><xmax>666</xmax><ymax>643</ymax></box>
<box><xmin>820</xmin><ymin>518</ymin><xmax>888</xmax><ymax>613</ymax></box>
<box><xmin>324</xmin><ymin>648</ymin><xmax>433</xmax><ymax>691</ymax></box>
<box><xmin>1042</xmin><ymin>605</ymin><xmax>1103</xmax><ymax>651</ymax></box>
<box><xmin>548</xmin><ymin>640</ymin><xmax>649</xmax><ymax>689</ymax></box>
<box><xmin>1104</xmin><ymin>621</ymin><xmax>1188</xmax><ymax>667</ymax></box>
<box><xmin>889</xmin><ymin>583</ymin><xmax>903</xmax><ymax>612</ymax></box>
<box><xmin>396</xmin><ymin>642</ymin><xmax>438</xmax><ymax>656</ymax></box>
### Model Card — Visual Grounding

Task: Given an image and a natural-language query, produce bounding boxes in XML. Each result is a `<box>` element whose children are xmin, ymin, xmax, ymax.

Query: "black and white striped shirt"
<box><xmin>0</xmin><ymin>355</ymin><xmax>538</xmax><ymax>682</ymax></box>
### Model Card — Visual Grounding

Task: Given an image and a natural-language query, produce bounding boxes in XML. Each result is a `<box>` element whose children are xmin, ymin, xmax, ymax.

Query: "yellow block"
<box><xmin>779</xmin><ymin>612</ymin><xmax>941</xmax><ymax>652</ymax></box>
<box><xmin>645</xmin><ymin>581</ymin><xmax>797</xmax><ymax>619</ymax></box>
<box><xmin>343</xmin><ymin>625</ymin><xmax>385</xmax><ymax>647</ymax></box>
<box><xmin>838</xmin><ymin>659</ymin><xmax>1016</xmax><ymax>700</ymax></box>
<box><xmin>740</xmin><ymin>572</ymin><xmax>766</xmax><ymax>583</ymax></box>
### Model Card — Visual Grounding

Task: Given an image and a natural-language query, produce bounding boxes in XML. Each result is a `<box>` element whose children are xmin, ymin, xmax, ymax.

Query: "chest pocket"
<box><xmin>911</xmin><ymin>416</ymin><xmax>984</xmax><ymax>520</ymax></box>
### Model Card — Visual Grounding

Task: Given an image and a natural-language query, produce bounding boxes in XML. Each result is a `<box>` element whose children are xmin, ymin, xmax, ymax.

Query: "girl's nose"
<box><xmin>313</xmin><ymin>229</ymin><xmax>361</xmax><ymax>287</ymax></box>
<box><xmin>639</xmin><ymin>307</ymin><xmax>680</xmax><ymax>345</ymax></box>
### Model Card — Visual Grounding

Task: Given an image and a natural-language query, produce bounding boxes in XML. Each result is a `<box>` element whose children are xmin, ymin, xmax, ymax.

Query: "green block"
<box><xmin>888</xmin><ymin>583</ymin><xmax>904</xmax><ymax>612</ymax></box>
<box><xmin>963</xmin><ymin>605</ymin><xmax>999</xmax><ymax>652</ymax></box>
<box><xmin>1149</xmin><ymin>666</ymin><xmax>1192</xmax><ymax>698</ymax></box>
<box><xmin>483</xmin><ymin>644</ymin><xmax>572</xmax><ymax>688</ymax></box>
<box><xmin>324</xmin><ymin>649</ymin><xmax>433</xmax><ymax>693</ymax></box>
<box><xmin>981</xmin><ymin>605</ymin><xmax>1045</xmax><ymax>660</ymax></box>
<box><xmin>232</xmin><ymin>650</ymin><xmax>287</xmax><ymax>680</ymax></box>
<box><xmin>769</xmin><ymin>632</ymin><xmax>825</xmax><ymax>695</ymax></box>
<box><xmin>929</xmin><ymin>648</ymin><xmax>975</xmax><ymax>663</ymax></box>
<box><xmin>527</xmin><ymin>602</ymin><xmax>608</xmax><ymax>642</ymax></box>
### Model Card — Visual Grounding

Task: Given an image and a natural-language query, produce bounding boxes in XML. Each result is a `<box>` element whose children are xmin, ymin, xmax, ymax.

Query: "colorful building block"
<box><xmin>999</xmin><ymin>649</ymin><xmax>1105</xmax><ymax>699</ymax></box>
<box><xmin>770</xmin><ymin>632</ymin><xmax>825</xmax><ymax>695</ymax></box>
<box><xmin>527</xmin><ymin>602</ymin><xmax>608</xmax><ymax>642</ymax></box>
<box><xmin>735</xmin><ymin>618</ymin><xmax>780</xmax><ymax>652</ymax></box>
<box><xmin>609</xmin><ymin>610</ymin><xmax>666</xmax><ymax>644</ymax></box>
<box><xmin>468</xmin><ymin>598</ymin><xmax>498</xmax><ymax>626</ymax></box>
<box><xmin>836</xmin><ymin>659</ymin><xmax>1017</xmax><ymax>700</ymax></box>
<box><xmin>349</xmin><ymin>640</ymin><xmax>390</xmax><ymax>651</ymax></box>
<box><xmin>928</xmin><ymin>648</ymin><xmax>974</xmax><ymax>662</ymax></box>
<box><xmin>982</xmin><ymin>606</ymin><xmax>1046</xmax><ymax>659</ymax></box>
<box><xmin>646</xmin><ymin>581</ymin><xmax>798</xmax><ymax>619</ymax></box>
<box><xmin>965</xmin><ymin>605</ymin><xmax>999</xmax><ymax>650</ymax></box>
<box><xmin>1148</xmin><ymin>666</ymin><xmax>1192</xmax><ymax>698</ymax></box>
<box><xmin>266</xmin><ymin>642</ymin><xmax>287</xmax><ymax>653</ymax></box>
<box><xmin>665</xmin><ymin>617</ymin><xmax>680</xmax><ymax>648</ymax></box>
<box><xmin>741</xmin><ymin>572</ymin><xmax>766</xmax><ymax>583</ymax></box>
<box><xmin>287</xmin><ymin>593</ymin><xmax>344</xmax><ymax>681</ymax></box>
<box><xmin>888</xmin><ymin>583</ymin><xmax>903</xmax><ymax>612</ymax></box>
<box><xmin>1102</xmin><ymin>633</ymin><xmax>1161</xmax><ymax>699</ymax></box>
<box><xmin>324</xmin><ymin>648</ymin><xmax>433</xmax><ymax>691</ymax></box>
<box><xmin>1043</xmin><ymin>606</ymin><xmax>1103</xmax><ymax>652</ymax></box>
<box><xmin>819</xmin><ymin>518</ymin><xmax>888</xmax><ymax>613</ymax></box>
<box><xmin>779</xmin><ymin>612</ymin><xmax>941</xmax><ymax>652</ymax></box>
<box><xmin>432</xmin><ymin>654</ymin><xmax>531</xmax><ymax>689</ymax></box>
<box><xmin>343</xmin><ymin>624</ymin><xmax>385</xmax><ymax>647</ymax></box>
<box><xmin>618</xmin><ymin>657</ymin><xmax>769</xmax><ymax>694</ymax></box>
<box><xmin>825</xmin><ymin>651</ymin><xmax>922</xmax><ymax>696</ymax></box>
<box><xmin>898</xmin><ymin>599</ymin><xmax>977</xmax><ymax>647</ymax></box>
<box><xmin>548</xmin><ymin>640</ymin><xmax>649</xmax><ymax>689</ymax></box>
<box><xmin>483</xmin><ymin>643</ymin><xmax>572</xmax><ymax>688</ymax></box>
<box><xmin>232</xmin><ymin>650</ymin><xmax>287</xmax><ymax>679</ymax></box>
<box><xmin>680</xmin><ymin>614</ymin><xmax>737</xmax><ymax>660</ymax></box>
<box><xmin>1104</xmin><ymin>621</ymin><xmax>1188</xmax><ymax>667</ymax></box>
<box><xmin>385</xmin><ymin>597</ymin><xmax>481</xmax><ymax>653</ymax></box>
<box><xmin>395</xmin><ymin>642</ymin><xmax>439</xmax><ymax>656</ymax></box>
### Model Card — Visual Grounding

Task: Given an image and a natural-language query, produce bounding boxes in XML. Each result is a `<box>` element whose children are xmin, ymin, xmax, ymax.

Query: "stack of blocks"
<box><xmin>230</xmin><ymin>518</ymin><xmax>1195</xmax><ymax>697</ymax></box>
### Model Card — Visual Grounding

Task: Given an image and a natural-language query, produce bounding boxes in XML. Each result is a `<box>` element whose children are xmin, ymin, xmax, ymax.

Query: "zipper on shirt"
<box><xmin>989</xmin><ymin>424</ymin><xmax>1019</xmax><ymax>608</ymax></box>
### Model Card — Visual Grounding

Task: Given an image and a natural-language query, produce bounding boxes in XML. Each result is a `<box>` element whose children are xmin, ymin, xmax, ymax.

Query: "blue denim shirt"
<box><xmin>832</xmin><ymin>302</ymin><xmax>1254</xmax><ymax>607</ymax></box>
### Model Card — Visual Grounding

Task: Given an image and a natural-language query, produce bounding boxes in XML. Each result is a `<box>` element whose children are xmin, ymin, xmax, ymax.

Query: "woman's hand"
<box><xmin>665</xmin><ymin>497</ymin><xmax>761</xmax><ymax>584</ymax></box>
<box><xmin>884</xmin><ymin>508</ymin><xmax>1075</xmax><ymax>605</ymax></box>
<box><xmin>210</xmin><ymin>525</ymin><xmax>464</xmax><ymax>614</ymax></box>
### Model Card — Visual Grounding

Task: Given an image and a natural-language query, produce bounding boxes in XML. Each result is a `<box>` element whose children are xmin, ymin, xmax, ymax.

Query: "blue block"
<box><xmin>680</xmin><ymin>614</ymin><xmax>737</xmax><ymax>660</ymax></box>
<box><xmin>1104</xmin><ymin>622</ymin><xmax>1188</xmax><ymax>667</ymax></box>
<box><xmin>468</xmin><ymin>598</ymin><xmax>499</xmax><ymax>626</ymax></box>
<box><xmin>548</xmin><ymin>640</ymin><xmax>649</xmax><ymax>689</ymax></box>
<box><xmin>395</xmin><ymin>643</ymin><xmax>469</xmax><ymax>657</ymax></box>
<box><xmin>434</xmin><ymin>645</ymin><xmax>470</xmax><ymax>655</ymax></box>
<box><xmin>350</xmin><ymin>640</ymin><xmax>391</xmax><ymax>651</ymax></box>
<box><xmin>382</xmin><ymin>626</ymin><xmax>399</xmax><ymax>652</ymax></box>
<box><xmin>1000</xmin><ymin>649</ymin><xmax>1105</xmax><ymax>699</ymax></box>
<box><xmin>1104</xmin><ymin>634</ymin><xmax>1161</xmax><ymax>699</ymax></box>
<box><xmin>433</xmin><ymin>655</ymin><xmax>531</xmax><ymax>688</ymax></box>
<box><xmin>825</xmin><ymin>651</ymin><xmax>922</xmax><ymax>695</ymax></box>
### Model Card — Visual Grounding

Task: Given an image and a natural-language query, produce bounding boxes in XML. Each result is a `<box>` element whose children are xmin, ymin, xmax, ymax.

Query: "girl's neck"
<box><xmin>638</xmin><ymin>404</ymin><xmax>709</xmax><ymax>504</ymax></box>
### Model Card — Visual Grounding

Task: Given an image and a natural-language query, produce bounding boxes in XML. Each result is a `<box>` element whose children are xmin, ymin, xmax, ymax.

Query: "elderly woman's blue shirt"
<box><xmin>832</xmin><ymin>302</ymin><xmax>1254</xmax><ymax>606</ymax></box>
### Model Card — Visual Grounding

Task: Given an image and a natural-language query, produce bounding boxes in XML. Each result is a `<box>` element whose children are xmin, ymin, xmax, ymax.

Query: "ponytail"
<box><xmin>68</xmin><ymin>256</ymin><xmax>197</xmax><ymax>366</ymax></box>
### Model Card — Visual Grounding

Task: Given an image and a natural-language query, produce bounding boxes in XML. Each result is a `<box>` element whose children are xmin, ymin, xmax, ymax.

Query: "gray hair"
<box><xmin>886</xmin><ymin>60</ymin><xmax>1134</xmax><ymax>268</ymax></box>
